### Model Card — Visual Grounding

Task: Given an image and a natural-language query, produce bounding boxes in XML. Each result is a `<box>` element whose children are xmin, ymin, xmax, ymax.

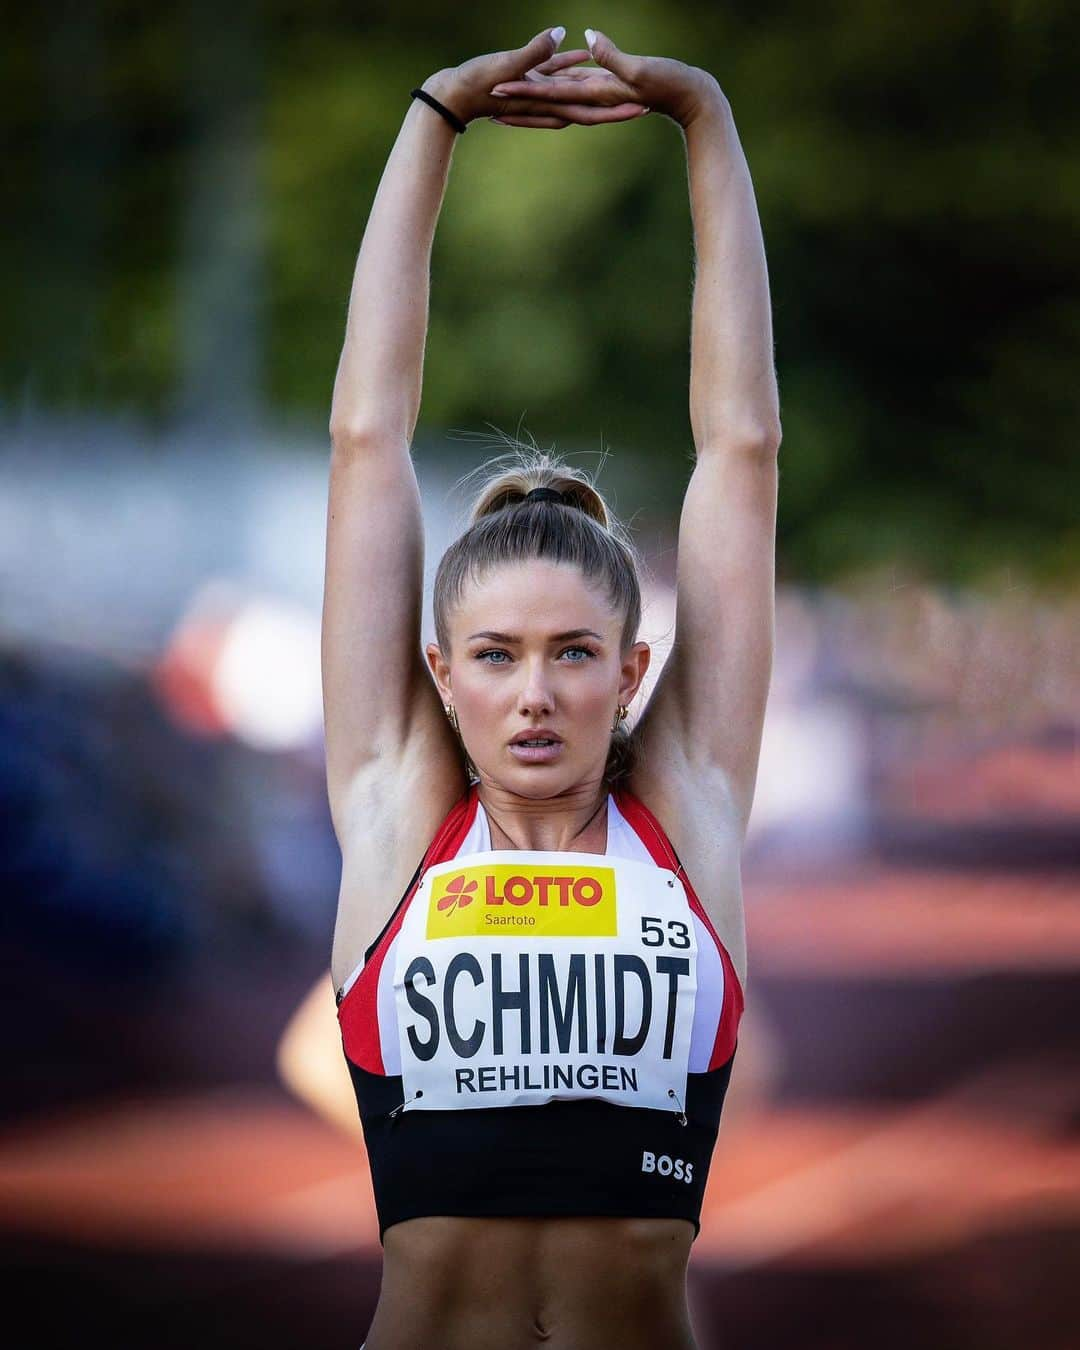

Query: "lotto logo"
<box><xmin>641</xmin><ymin>1150</ymin><xmax>694</xmax><ymax>1184</ymax></box>
<box><xmin>427</xmin><ymin>863</ymin><xmax>617</xmax><ymax>939</ymax></box>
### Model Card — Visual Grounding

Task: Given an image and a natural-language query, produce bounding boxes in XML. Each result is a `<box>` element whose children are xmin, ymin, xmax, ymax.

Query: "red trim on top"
<box><xmin>613</xmin><ymin>786</ymin><xmax>745</xmax><ymax>1069</ymax></box>
<box><xmin>337</xmin><ymin>784</ymin><xmax>481</xmax><ymax>1073</ymax></box>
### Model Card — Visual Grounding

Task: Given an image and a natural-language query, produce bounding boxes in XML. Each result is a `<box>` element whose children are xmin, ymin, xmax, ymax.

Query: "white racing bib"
<box><xmin>392</xmin><ymin>849</ymin><xmax>698</xmax><ymax>1115</ymax></box>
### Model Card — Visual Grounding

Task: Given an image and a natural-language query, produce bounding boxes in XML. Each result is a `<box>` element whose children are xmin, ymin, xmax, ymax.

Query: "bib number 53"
<box><xmin>641</xmin><ymin>916</ymin><xmax>691</xmax><ymax>949</ymax></box>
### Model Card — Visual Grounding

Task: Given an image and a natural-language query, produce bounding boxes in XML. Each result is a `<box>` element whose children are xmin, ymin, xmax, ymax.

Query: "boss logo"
<box><xmin>641</xmin><ymin>1150</ymin><xmax>694</xmax><ymax>1184</ymax></box>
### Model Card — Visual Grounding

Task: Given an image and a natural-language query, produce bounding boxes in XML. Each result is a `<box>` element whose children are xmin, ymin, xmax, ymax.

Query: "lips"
<box><xmin>508</xmin><ymin>738</ymin><xmax>564</xmax><ymax>764</ymax></box>
<box><xmin>509</xmin><ymin>731</ymin><xmax>563</xmax><ymax>746</ymax></box>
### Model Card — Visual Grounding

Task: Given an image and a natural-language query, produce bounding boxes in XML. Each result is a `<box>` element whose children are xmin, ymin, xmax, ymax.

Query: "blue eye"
<box><xmin>474</xmin><ymin>646</ymin><xmax>597</xmax><ymax>664</ymax></box>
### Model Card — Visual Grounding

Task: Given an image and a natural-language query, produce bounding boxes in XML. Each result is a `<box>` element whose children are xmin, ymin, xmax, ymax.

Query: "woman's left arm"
<box><xmin>637</xmin><ymin>78</ymin><xmax>782</xmax><ymax>834</ymax></box>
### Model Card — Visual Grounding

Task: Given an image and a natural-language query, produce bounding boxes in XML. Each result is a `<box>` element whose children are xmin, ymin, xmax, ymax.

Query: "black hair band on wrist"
<box><xmin>410</xmin><ymin>87</ymin><xmax>467</xmax><ymax>134</ymax></box>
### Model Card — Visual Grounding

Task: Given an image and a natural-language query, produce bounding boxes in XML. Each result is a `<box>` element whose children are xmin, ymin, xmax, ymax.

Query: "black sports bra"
<box><xmin>336</xmin><ymin>783</ymin><xmax>744</xmax><ymax>1243</ymax></box>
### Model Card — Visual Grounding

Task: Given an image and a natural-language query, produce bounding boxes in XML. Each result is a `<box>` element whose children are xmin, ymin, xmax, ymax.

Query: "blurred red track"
<box><xmin>0</xmin><ymin>1078</ymin><xmax>1077</xmax><ymax>1264</ymax></box>
<box><xmin>3</xmin><ymin>860</ymin><xmax>1077</xmax><ymax>1347</ymax></box>
<box><xmin>747</xmin><ymin>865</ymin><xmax>1080</xmax><ymax>972</ymax></box>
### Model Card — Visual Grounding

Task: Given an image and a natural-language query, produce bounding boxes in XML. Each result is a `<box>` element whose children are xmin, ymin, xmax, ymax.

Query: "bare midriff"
<box><xmin>364</xmin><ymin>1214</ymin><xmax>699</xmax><ymax>1350</ymax></box>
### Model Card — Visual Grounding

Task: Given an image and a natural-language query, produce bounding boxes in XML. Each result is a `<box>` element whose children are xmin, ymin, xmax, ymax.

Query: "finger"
<box><xmin>584</xmin><ymin>27</ymin><xmax>643</xmax><ymax>84</ymax></box>
<box><xmin>494</xmin><ymin>26</ymin><xmax>565</xmax><ymax>80</ymax></box>
<box><xmin>499</xmin><ymin>67</ymin><xmax>599</xmax><ymax>91</ymax></box>
<box><xmin>490</xmin><ymin>73</ymin><xmax>630</xmax><ymax>103</ymax></box>
<box><xmin>532</xmin><ymin>48</ymin><xmax>592</xmax><ymax>75</ymax></box>
<box><xmin>542</xmin><ymin>67</ymin><xmax>600</xmax><ymax>81</ymax></box>
<box><xmin>491</xmin><ymin>65</ymin><xmax>618</xmax><ymax>93</ymax></box>
<box><xmin>564</xmin><ymin>102</ymin><xmax>651</xmax><ymax>124</ymax></box>
<box><xmin>518</xmin><ymin>60</ymin><xmax>594</xmax><ymax>92</ymax></box>
<box><xmin>495</xmin><ymin>103</ymin><xmax>648</xmax><ymax>127</ymax></box>
<box><xmin>485</xmin><ymin>95</ymin><xmax>583</xmax><ymax>119</ymax></box>
<box><xmin>491</xmin><ymin>114</ymin><xmax>572</xmax><ymax>130</ymax></box>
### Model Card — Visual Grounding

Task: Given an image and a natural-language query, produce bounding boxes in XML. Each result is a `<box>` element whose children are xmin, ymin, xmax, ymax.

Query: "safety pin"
<box><xmin>667</xmin><ymin>1087</ymin><xmax>688</xmax><ymax>1126</ymax></box>
<box><xmin>388</xmin><ymin>1088</ymin><xmax>424</xmax><ymax>1121</ymax></box>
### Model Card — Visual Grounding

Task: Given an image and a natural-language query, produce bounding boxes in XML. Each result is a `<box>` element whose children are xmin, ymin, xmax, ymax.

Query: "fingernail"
<box><xmin>550</xmin><ymin>26</ymin><xmax>566</xmax><ymax>45</ymax></box>
<box><xmin>490</xmin><ymin>90</ymin><xmax>509</xmax><ymax>97</ymax></box>
<box><xmin>489</xmin><ymin>117</ymin><xmax>509</xmax><ymax>126</ymax></box>
<box><xmin>584</xmin><ymin>28</ymin><xmax>596</xmax><ymax>51</ymax></box>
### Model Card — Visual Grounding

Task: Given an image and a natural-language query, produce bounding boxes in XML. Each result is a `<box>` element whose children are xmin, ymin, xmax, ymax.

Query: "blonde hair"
<box><xmin>434</xmin><ymin>432</ymin><xmax>644</xmax><ymax>787</ymax></box>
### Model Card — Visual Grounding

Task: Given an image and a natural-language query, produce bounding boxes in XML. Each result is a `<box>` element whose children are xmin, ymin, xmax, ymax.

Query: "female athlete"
<box><xmin>322</xmin><ymin>25</ymin><xmax>781</xmax><ymax>1350</ymax></box>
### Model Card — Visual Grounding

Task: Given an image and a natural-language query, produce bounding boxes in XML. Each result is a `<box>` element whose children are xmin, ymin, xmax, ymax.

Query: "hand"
<box><xmin>425</xmin><ymin>27</ymin><xmax>648</xmax><ymax>129</ymax></box>
<box><xmin>489</xmin><ymin>28</ymin><xmax>719</xmax><ymax>129</ymax></box>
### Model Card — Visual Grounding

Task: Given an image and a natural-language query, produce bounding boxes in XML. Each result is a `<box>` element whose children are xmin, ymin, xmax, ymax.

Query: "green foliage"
<box><xmin>3</xmin><ymin>2</ymin><xmax>1077</xmax><ymax>582</ymax></box>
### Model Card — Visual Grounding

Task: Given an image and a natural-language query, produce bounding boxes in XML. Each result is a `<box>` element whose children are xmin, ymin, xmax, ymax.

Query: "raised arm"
<box><xmin>322</xmin><ymin>29</ymin><xmax>601</xmax><ymax>844</ymax></box>
<box><xmin>487</xmin><ymin>37</ymin><xmax>782</xmax><ymax>832</ymax></box>
<box><xmin>322</xmin><ymin>70</ymin><xmax>467</xmax><ymax>841</ymax></box>
<box><xmin>637</xmin><ymin>75</ymin><xmax>781</xmax><ymax>832</ymax></box>
<box><xmin>639</xmin><ymin>76</ymin><xmax>782</xmax><ymax>832</ymax></box>
<box><xmin>683</xmin><ymin>89</ymin><xmax>781</xmax><ymax>453</ymax></box>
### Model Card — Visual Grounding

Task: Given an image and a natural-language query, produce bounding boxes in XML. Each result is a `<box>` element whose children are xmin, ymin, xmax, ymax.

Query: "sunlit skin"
<box><xmin>426</xmin><ymin>558</ymin><xmax>651</xmax><ymax>850</ymax></box>
<box><xmin>306</xmin><ymin>11</ymin><xmax>780</xmax><ymax>1344</ymax></box>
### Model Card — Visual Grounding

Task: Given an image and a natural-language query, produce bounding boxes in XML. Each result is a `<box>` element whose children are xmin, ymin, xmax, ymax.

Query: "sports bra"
<box><xmin>336</xmin><ymin>781</ymin><xmax>744</xmax><ymax>1245</ymax></box>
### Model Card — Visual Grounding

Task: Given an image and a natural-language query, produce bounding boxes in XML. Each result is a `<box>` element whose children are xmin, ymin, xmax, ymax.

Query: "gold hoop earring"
<box><xmin>611</xmin><ymin>704</ymin><xmax>629</xmax><ymax>733</ymax></box>
<box><xmin>446</xmin><ymin>703</ymin><xmax>478</xmax><ymax>782</ymax></box>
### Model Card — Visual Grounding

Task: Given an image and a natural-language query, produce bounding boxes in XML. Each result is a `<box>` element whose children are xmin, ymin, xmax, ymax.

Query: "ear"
<box><xmin>426</xmin><ymin>642</ymin><xmax>452</xmax><ymax>702</ymax></box>
<box><xmin>619</xmin><ymin>640</ymin><xmax>652</xmax><ymax>706</ymax></box>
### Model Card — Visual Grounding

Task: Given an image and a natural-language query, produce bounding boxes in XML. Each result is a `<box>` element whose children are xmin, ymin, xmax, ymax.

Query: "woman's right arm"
<box><xmin>323</xmin><ymin>69</ymin><xmax>469</xmax><ymax>843</ymax></box>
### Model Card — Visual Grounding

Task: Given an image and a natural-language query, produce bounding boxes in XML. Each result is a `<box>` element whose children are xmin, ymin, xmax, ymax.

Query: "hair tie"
<box><xmin>410</xmin><ymin>87</ymin><xmax>468</xmax><ymax>135</ymax></box>
<box><xmin>523</xmin><ymin>486</ymin><xmax>566</xmax><ymax>504</ymax></box>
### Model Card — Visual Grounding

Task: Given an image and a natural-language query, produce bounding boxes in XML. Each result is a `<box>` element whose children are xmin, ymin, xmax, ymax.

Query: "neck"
<box><xmin>476</xmin><ymin>774</ymin><xmax>610</xmax><ymax>853</ymax></box>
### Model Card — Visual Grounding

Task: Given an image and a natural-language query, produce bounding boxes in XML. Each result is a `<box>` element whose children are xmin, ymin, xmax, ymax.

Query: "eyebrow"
<box><xmin>466</xmin><ymin>628</ymin><xmax>605</xmax><ymax>644</ymax></box>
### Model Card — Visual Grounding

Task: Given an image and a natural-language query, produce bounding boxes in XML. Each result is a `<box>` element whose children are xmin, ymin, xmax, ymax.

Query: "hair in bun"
<box><xmin>471</xmin><ymin>466</ymin><xmax>610</xmax><ymax>530</ymax></box>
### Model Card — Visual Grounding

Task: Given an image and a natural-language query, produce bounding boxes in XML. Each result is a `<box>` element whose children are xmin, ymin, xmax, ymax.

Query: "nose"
<box><xmin>516</xmin><ymin>659</ymin><xmax>554</xmax><ymax>718</ymax></box>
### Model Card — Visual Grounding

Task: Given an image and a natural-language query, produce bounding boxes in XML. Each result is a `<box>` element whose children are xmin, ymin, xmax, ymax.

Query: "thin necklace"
<box><xmin>484</xmin><ymin>790</ymin><xmax>609</xmax><ymax>854</ymax></box>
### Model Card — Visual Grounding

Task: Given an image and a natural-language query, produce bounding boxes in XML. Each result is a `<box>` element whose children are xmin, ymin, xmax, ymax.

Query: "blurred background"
<box><xmin>2</xmin><ymin>3</ymin><xmax>1078</xmax><ymax>1347</ymax></box>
